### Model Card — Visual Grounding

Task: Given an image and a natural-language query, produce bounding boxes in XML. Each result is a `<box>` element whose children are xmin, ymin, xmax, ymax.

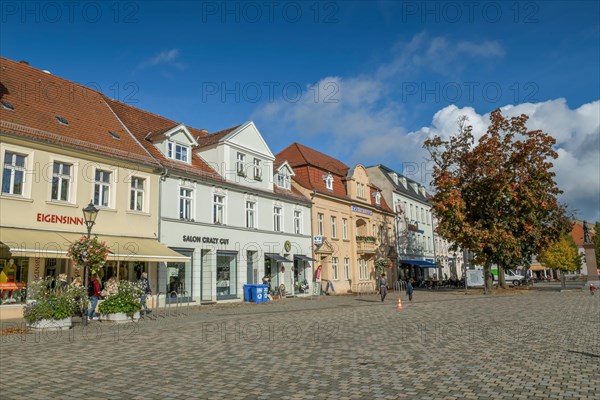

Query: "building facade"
<box><xmin>277</xmin><ymin>144</ymin><xmax>395</xmax><ymax>294</ymax></box>
<box><xmin>0</xmin><ymin>58</ymin><xmax>187</xmax><ymax>317</ymax></box>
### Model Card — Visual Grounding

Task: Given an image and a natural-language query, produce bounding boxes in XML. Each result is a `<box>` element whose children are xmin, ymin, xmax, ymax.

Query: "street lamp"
<box><xmin>82</xmin><ymin>200</ymin><xmax>99</xmax><ymax>326</ymax></box>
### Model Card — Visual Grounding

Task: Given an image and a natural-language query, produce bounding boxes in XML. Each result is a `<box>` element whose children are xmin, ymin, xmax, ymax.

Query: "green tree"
<box><xmin>538</xmin><ymin>235</ymin><xmax>582</xmax><ymax>288</ymax></box>
<box><xmin>424</xmin><ymin>110</ymin><xmax>571</xmax><ymax>293</ymax></box>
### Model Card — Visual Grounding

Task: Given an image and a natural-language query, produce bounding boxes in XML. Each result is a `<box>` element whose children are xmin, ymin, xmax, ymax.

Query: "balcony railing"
<box><xmin>356</xmin><ymin>236</ymin><xmax>377</xmax><ymax>254</ymax></box>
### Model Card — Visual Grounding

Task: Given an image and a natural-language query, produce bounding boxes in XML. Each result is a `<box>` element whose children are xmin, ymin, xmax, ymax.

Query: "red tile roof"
<box><xmin>277</xmin><ymin>142</ymin><xmax>349</xmax><ymax>177</ymax></box>
<box><xmin>195</xmin><ymin>125</ymin><xmax>241</xmax><ymax>149</ymax></box>
<box><xmin>0</xmin><ymin>57</ymin><xmax>158</xmax><ymax>166</ymax></box>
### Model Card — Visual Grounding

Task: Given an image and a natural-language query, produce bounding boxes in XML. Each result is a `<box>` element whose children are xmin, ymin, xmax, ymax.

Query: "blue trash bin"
<box><xmin>257</xmin><ymin>284</ymin><xmax>269</xmax><ymax>303</ymax></box>
<box><xmin>243</xmin><ymin>284</ymin><xmax>253</xmax><ymax>302</ymax></box>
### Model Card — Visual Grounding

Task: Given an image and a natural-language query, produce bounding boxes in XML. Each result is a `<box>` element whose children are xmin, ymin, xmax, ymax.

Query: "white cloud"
<box><xmin>136</xmin><ymin>49</ymin><xmax>186</xmax><ymax>71</ymax></box>
<box><xmin>252</xmin><ymin>33</ymin><xmax>599</xmax><ymax>221</ymax></box>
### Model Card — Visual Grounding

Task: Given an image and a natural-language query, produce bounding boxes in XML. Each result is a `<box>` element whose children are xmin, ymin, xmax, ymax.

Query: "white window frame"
<box><xmin>213</xmin><ymin>194</ymin><xmax>226</xmax><ymax>224</ymax></box>
<box><xmin>2</xmin><ymin>151</ymin><xmax>27</xmax><ymax>196</ymax></box>
<box><xmin>179</xmin><ymin>187</ymin><xmax>193</xmax><ymax>220</ymax></box>
<box><xmin>253</xmin><ymin>158</ymin><xmax>261</xmax><ymax>180</ymax></box>
<box><xmin>344</xmin><ymin>257</ymin><xmax>350</xmax><ymax>280</ymax></box>
<box><xmin>330</xmin><ymin>216</ymin><xmax>337</xmax><ymax>239</ymax></box>
<box><xmin>342</xmin><ymin>218</ymin><xmax>348</xmax><ymax>240</ymax></box>
<box><xmin>93</xmin><ymin>169</ymin><xmax>111</xmax><ymax>208</ymax></box>
<box><xmin>273</xmin><ymin>206</ymin><xmax>282</xmax><ymax>232</ymax></box>
<box><xmin>129</xmin><ymin>176</ymin><xmax>145</xmax><ymax>211</ymax></box>
<box><xmin>374</xmin><ymin>192</ymin><xmax>381</xmax><ymax>205</ymax></box>
<box><xmin>357</xmin><ymin>183</ymin><xmax>364</xmax><ymax>198</ymax></box>
<box><xmin>237</xmin><ymin>153</ymin><xmax>246</xmax><ymax>176</ymax></box>
<box><xmin>246</xmin><ymin>201</ymin><xmax>256</xmax><ymax>229</ymax></box>
<box><xmin>293</xmin><ymin>210</ymin><xmax>302</xmax><ymax>234</ymax></box>
<box><xmin>324</xmin><ymin>174</ymin><xmax>333</xmax><ymax>190</ymax></box>
<box><xmin>168</xmin><ymin>142</ymin><xmax>190</xmax><ymax>163</ymax></box>
<box><xmin>332</xmin><ymin>257</ymin><xmax>339</xmax><ymax>280</ymax></box>
<box><xmin>317</xmin><ymin>213</ymin><xmax>324</xmax><ymax>236</ymax></box>
<box><xmin>51</xmin><ymin>161</ymin><xmax>72</xmax><ymax>202</ymax></box>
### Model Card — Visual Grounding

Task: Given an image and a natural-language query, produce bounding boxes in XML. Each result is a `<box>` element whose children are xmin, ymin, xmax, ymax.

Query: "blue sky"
<box><xmin>1</xmin><ymin>1</ymin><xmax>599</xmax><ymax>220</ymax></box>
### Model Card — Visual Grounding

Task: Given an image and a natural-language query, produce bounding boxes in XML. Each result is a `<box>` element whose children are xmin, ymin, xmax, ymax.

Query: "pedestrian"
<box><xmin>406</xmin><ymin>279</ymin><xmax>414</xmax><ymax>302</ymax></box>
<box><xmin>138</xmin><ymin>272</ymin><xmax>152</xmax><ymax>315</ymax></box>
<box><xmin>379</xmin><ymin>272</ymin><xmax>388</xmax><ymax>302</ymax></box>
<box><xmin>87</xmin><ymin>273</ymin><xmax>101</xmax><ymax>321</ymax></box>
<box><xmin>590</xmin><ymin>284</ymin><xmax>597</xmax><ymax>296</ymax></box>
<box><xmin>314</xmin><ymin>265</ymin><xmax>322</xmax><ymax>295</ymax></box>
<box><xmin>324</xmin><ymin>278</ymin><xmax>335</xmax><ymax>295</ymax></box>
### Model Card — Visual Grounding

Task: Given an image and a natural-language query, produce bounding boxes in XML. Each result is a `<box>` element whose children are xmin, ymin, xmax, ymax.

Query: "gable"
<box><xmin>224</xmin><ymin>121</ymin><xmax>274</xmax><ymax>160</ymax></box>
<box><xmin>163</xmin><ymin>125</ymin><xmax>198</xmax><ymax>146</ymax></box>
<box><xmin>275</xmin><ymin>161</ymin><xmax>295</xmax><ymax>176</ymax></box>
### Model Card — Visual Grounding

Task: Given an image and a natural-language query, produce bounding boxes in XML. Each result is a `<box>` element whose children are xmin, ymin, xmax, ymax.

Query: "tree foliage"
<box><xmin>538</xmin><ymin>235</ymin><xmax>581</xmax><ymax>272</ymax></box>
<box><xmin>424</xmin><ymin>110</ymin><xmax>571</xmax><ymax>292</ymax></box>
<box><xmin>593</xmin><ymin>222</ymin><xmax>600</xmax><ymax>268</ymax></box>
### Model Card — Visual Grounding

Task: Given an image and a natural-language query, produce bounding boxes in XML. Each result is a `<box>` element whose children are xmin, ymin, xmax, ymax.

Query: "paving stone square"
<box><xmin>1</xmin><ymin>289</ymin><xmax>598</xmax><ymax>399</ymax></box>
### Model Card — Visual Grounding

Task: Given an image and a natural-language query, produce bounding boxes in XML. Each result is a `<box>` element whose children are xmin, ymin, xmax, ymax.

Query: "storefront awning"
<box><xmin>294</xmin><ymin>255</ymin><xmax>316</xmax><ymax>262</ymax></box>
<box><xmin>265</xmin><ymin>253</ymin><xmax>294</xmax><ymax>263</ymax></box>
<box><xmin>0</xmin><ymin>227</ymin><xmax>189</xmax><ymax>262</ymax></box>
<box><xmin>529</xmin><ymin>264</ymin><xmax>548</xmax><ymax>272</ymax></box>
<box><xmin>400</xmin><ymin>259</ymin><xmax>439</xmax><ymax>268</ymax></box>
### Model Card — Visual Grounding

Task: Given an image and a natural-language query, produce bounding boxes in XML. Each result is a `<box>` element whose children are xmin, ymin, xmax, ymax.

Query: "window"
<box><xmin>344</xmin><ymin>258</ymin><xmax>350</xmax><ymax>280</ymax></box>
<box><xmin>2</xmin><ymin>151</ymin><xmax>26</xmax><ymax>195</ymax></box>
<box><xmin>277</xmin><ymin>173</ymin><xmax>290</xmax><ymax>189</ymax></box>
<box><xmin>179</xmin><ymin>188</ymin><xmax>193</xmax><ymax>220</ymax></box>
<box><xmin>253</xmin><ymin>158</ymin><xmax>261</xmax><ymax>180</ymax></box>
<box><xmin>168</xmin><ymin>142</ymin><xmax>189</xmax><ymax>162</ymax></box>
<box><xmin>55</xmin><ymin>116</ymin><xmax>69</xmax><ymax>125</ymax></box>
<box><xmin>342</xmin><ymin>218</ymin><xmax>348</xmax><ymax>240</ymax></box>
<box><xmin>332</xmin><ymin>257</ymin><xmax>339</xmax><ymax>280</ymax></box>
<box><xmin>130</xmin><ymin>177</ymin><xmax>145</xmax><ymax>211</ymax></box>
<box><xmin>427</xmin><ymin>236</ymin><xmax>431</xmax><ymax>252</ymax></box>
<box><xmin>330</xmin><ymin>216</ymin><xmax>337</xmax><ymax>238</ymax></box>
<box><xmin>236</xmin><ymin>153</ymin><xmax>246</xmax><ymax>176</ymax></box>
<box><xmin>374</xmin><ymin>191</ymin><xmax>381</xmax><ymax>205</ymax></box>
<box><xmin>216</xmin><ymin>251</ymin><xmax>237</xmax><ymax>298</ymax></box>
<box><xmin>1</xmin><ymin>101</ymin><xmax>14</xmax><ymax>111</ymax></box>
<box><xmin>294</xmin><ymin>210</ymin><xmax>302</xmax><ymax>234</ymax></box>
<box><xmin>372</xmin><ymin>224</ymin><xmax>377</xmax><ymax>236</ymax></box>
<box><xmin>213</xmin><ymin>195</ymin><xmax>225</xmax><ymax>224</ymax></box>
<box><xmin>359</xmin><ymin>259</ymin><xmax>368</xmax><ymax>280</ymax></box>
<box><xmin>324</xmin><ymin>173</ymin><xmax>333</xmax><ymax>190</ymax></box>
<box><xmin>94</xmin><ymin>170</ymin><xmax>111</xmax><ymax>207</ymax></box>
<box><xmin>410</xmin><ymin>204</ymin><xmax>414</xmax><ymax>220</ymax></box>
<box><xmin>357</xmin><ymin>183</ymin><xmax>364</xmax><ymax>198</ymax></box>
<box><xmin>273</xmin><ymin>206</ymin><xmax>282</xmax><ymax>232</ymax></box>
<box><xmin>421</xmin><ymin>208</ymin><xmax>425</xmax><ymax>223</ymax></box>
<box><xmin>317</xmin><ymin>213</ymin><xmax>324</xmax><ymax>236</ymax></box>
<box><xmin>246</xmin><ymin>201</ymin><xmax>256</xmax><ymax>229</ymax></box>
<box><xmin>50</xmin><ymin>162</ymin><xmax>72</xmax><ymax>202</ymax></box>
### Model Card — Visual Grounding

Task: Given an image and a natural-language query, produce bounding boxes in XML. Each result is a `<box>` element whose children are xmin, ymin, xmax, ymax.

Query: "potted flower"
<box><xmin>98</xmin><ymin>280</ymin><xmax>143</xmax><ymax>322</ymax></box>
<box><xmin>67</xmin><ymin>236</ymin><xmax>110</xmax><ymax>275</ymax></box>
<box><xmin>375</xmin><ymin>258</ymin><xmax>390</xmax><ymax>274</ymax></box>
<box><xmin>23</xmin><ymin>278</ymin><xmax>85</xmax><ymax>330</ymax></box>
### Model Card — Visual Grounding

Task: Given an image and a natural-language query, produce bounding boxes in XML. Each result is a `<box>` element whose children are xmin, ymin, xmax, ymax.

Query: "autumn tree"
<box><xmin>593</xmin><ymin>222</ymin><xmax>600</xmax><ymax>269</ymax></box>
<box><xmin>538</xmin><ymin>235</ymin><xmax>582</xmax><ymax>288</ymax></box>
<box><xmin>424</xmin><ymin>110</ymin><xmax>571</xmax><ymax>293</ymax></box>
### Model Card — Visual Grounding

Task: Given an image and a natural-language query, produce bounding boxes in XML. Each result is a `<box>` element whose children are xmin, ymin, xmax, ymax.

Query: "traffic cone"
<box><xmin>396</xmin><ymin>297</ymin><xmax>403</xmax><ymax>310</ymax></box>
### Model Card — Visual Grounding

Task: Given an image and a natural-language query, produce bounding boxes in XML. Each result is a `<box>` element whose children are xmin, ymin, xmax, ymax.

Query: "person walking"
<box><xmin>314</xmin><ymin>265</ymin><xmax>322</xmax><ymax>295</ymax></box>
<box><xmin>406</xmin><ymin>279</ymin><xmax>414</xmax><ymax>302</ymax></box>
<box><xmin>379</xmin><ymin>272</ymin><xmax>388</xmax><ymax>302</ymax></box>
<box><xmin>87</xmin><ymin>273</ymin><xmax>101</xmax><ymax>321</ymax></box>
<box><xmin>138</xmin><ymin>272</ymin><xmax>152</xmax><ymax>315</ymax></box>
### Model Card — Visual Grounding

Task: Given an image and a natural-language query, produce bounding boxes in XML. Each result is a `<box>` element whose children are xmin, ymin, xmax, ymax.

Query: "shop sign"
<box><xmin>182</xmin><ymin>235</ymin><xmax>230</xmax><ymax>245</ymax></box>
<box><xmin>351</xmin><ymin>205</ymin><xmax>373</xmax><ymax>215</ymax></box>
<box><xmin>37</xmin><ymin>213</ymin><xmax>84</xmax><ymax>225</ymax></box>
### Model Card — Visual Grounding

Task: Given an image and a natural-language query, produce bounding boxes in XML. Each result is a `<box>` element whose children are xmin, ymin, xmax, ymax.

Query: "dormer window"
<box><xmin>277</xmin><ymin>173</ymin><xmax>291</xmax><ymax>190</ymax></box>
<box><xmin>323</xmin><ymin>173</ymin><xmax>334</xmax><ymax>190</ymax></box>
<box><xmin>237</xmin><ymin>153</ymin><xmax>246</xmax><ymax>176</ymax></box>
<box><xmin>374</xmin><ymin>191</ymin><xmax>381</xmax><ymax>205</ymax></box>
<box><xmin>168</xmin><ymin>142</ymin><xmax>189</xmax><ymax>163</ymax></box>
<box><xmin>400</xmin><ymin>177</ymin><xmax>407</xmax><ymax>188</ymax></box>
<box><xmin>253</xmin><ymin>158</ymin><xmax>262</xmax><ymax>181</ymax></box>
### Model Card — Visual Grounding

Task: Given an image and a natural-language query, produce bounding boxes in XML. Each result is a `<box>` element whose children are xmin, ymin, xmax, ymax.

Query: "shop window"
<box><xmin>217</xmin><ymin>251</ymin><xmax>237</xmax><ymax>298</ymax></box>
<box><xmin>0</xmin><ymin>258</ymin><xmax>28</xmax><ymax>304</ymax></box>
<box><xmin>167</xmin><ymin>250</ymin><xmax>192</xmax><ymax>302</ymax></box>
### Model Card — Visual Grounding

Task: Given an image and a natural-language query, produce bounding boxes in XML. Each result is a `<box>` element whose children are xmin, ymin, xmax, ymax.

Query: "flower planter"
<box><xmin>28</xmin><ymin>317</ymin><xmax>72</xmax><ymax>330</ymax></box>
<box><xmin>100</xmin><ymin>311</ymin><xmax>140</xmax><ymax>323</ymax></box>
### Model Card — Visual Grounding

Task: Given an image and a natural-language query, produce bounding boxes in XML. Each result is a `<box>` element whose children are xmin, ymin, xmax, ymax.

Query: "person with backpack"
<box><xmin>87</xmin><ymin>273</ymin><xmax>101</xmax><ymax>321</ymax></box>
<box><xmin>138</xmin><ymin>272</ymin><xmax>152</xmax><ymax>315</ymax></box>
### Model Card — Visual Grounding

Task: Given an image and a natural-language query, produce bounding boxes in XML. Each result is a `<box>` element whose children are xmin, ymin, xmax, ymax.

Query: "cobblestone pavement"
<box><xmin>1</xmin><ymin>289</ymin><xmax>598</xmax><ymax>399</ymax></box>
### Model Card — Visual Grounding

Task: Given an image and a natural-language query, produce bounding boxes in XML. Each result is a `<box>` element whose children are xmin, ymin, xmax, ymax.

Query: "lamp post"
<box><xmin>82</xmin><ymin>200</ymin><xmax>99</xmax><ymax>326</ymax></box>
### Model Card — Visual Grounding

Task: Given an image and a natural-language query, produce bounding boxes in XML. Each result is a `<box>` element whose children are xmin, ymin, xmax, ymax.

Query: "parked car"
<box><xmin>491</xmin><ymin>269</ymin><xmax>527</xmax><ymax>286</ymax></box>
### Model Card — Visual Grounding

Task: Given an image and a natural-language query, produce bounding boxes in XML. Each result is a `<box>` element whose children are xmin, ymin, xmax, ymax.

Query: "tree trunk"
<box><xmin>498</xmin><ymin>265</ymin><xmax>507</xmax><ymax>289</ymax></box>
<box><xmin>560</xmin><ymin>270</ymin><xmax>566</xmax><ymax>289</ymax></box>
<box><xmin>483</xmin><ymin>259</ymin><xmax>493</xmax><ymax>294</ymax></box>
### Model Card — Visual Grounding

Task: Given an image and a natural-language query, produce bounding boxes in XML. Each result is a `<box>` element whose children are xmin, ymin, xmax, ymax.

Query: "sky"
<box><xmin>1</xmin><ymin>0</ymin><xmax>599</xmax><ymax>221</ymax></box>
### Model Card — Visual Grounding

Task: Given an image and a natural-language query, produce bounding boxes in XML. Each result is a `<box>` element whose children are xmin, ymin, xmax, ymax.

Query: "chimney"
<box><xmin>19</xmin><ymin>60</ymin><xmax>29</xmax><ymax>65</ymax></box>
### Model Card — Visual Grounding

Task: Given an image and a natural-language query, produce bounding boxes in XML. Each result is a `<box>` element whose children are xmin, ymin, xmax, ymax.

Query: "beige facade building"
<box><xmin>276</xmin><ymin>143</ymin><xmax>395</xmax><ymax>294</ymax></box>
